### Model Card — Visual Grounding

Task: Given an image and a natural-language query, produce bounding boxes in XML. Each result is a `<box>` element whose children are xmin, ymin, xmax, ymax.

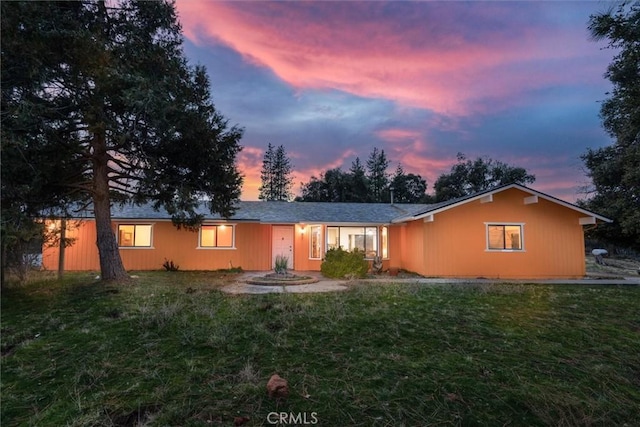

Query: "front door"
<box><xmin>272</xmin><ymin>226</ymin><xmax>294</xmax><ymax>270</ymax></box>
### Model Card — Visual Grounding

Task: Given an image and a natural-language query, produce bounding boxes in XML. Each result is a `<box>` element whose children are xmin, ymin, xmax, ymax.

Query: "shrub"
<box><xmin>162</xmin><ymin>259</ymin><xmax>180</xmax><ymax>272</ymax></box>
<box><xmin>274</xmin><ymin>255</ymin><xmax>289</xmax><ymax>275</ymax></box>
<box><xmin>321</xmin><ymin>247</ymin><xmax>369</xmax><ymax>279</ymax></box>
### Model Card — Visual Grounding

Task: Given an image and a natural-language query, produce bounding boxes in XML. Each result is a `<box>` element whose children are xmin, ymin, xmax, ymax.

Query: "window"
<box><xmin>380</xmin><ymin>226</ymin><xmax>389</xmax><ymax>259</ymax></box>
<box><xmin>199</xmin><ymin>225</ymin><xmax>234</xmax><ymax>248</ymax></box>
<box><xmin>327</xmin><ymin>226</ymin><xmax>379</xmax><ymax>258</ymax></box>
<box><xmin>118</xmin><ymin>224</ymin><xmax>152</xmax><ymax>247</ymax></box>
<box><xmin>487</xmin><ymin>224</ymin><xmax>523</xmax><ymax>250</ymax></box>
<box><xmin>310</xmin><ymin>225</ymin><xmax>322</xmax><ymax>259</ymax></box>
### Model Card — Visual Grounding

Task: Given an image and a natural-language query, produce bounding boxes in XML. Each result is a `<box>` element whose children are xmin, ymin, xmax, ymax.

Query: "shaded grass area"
<box><xmin>2</xmin><ymin>273</ymin><xmax>639</xmax><ymax>426</ymax></box>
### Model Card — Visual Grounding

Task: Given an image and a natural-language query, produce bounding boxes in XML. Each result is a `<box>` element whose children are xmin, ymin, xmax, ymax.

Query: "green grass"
<box><xmin>2</xmin><ymin>273</ymin><xmax>639</xmax><ymax>426</ymax></box>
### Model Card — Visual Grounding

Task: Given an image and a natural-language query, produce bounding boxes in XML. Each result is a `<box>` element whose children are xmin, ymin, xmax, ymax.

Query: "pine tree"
<box><xmin>1</xmin><ymin>1</ymin><xmax>244</xmax><ymax>281</ymax></box>
<box><xmin>259</xmin><ymin>143</ymin><xmax>276</xmax><ymax>201</ymax></box>
<box><xmin>348</xmin><ymin>157</ymin><xmax>370</xmax><ymax>202</ymax></box>
<box><xmin>259</xmin><ymin>144</ymin><xmax>293</xmax><ymax>201</ymax></box>
<box><xmin>580</xmin><ymin>3</ymin><xmax>640</xmax><ymax>250</ymax></box>
<box><xmin>366</xmin><ymin>147</ymin><xmax>390</xmax><ymax>202</ymax></box>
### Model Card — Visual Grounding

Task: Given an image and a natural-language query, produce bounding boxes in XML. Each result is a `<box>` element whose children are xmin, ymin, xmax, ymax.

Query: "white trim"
<box><xmin>485</xmin><ymin>222</ymin><xmax>525</xmax><ymax>252</ymax></box>
<box><xmin>480</xmin><ymin>194</ymin><xmax>493</xmax><ymax>204</ymax></box>
<box><xmin>308</xmin><ymin>225</ymin><xmax>323</xmax><ymax>260</ymax></box>
<box><xmin>325</xmin><ymin>225</ymin><xmax>381</xmax><ymax>259</ymax></box>
<box><xmin>423</xmin><ymin>214</ymin><xmax>434</xmax><ymax>223</ymax></box>
<box><xmin>116</xmin><ymin>223</ymin><xmax>154</xmax><ymax>248</ymax></box>
<box><xmin>198</xmin><ymin>224</ymin><xmax>236</xmax><ymax>249</ymax></box>
<box><xmin>393</xmin><ymin>183</ymin><xmax>612</xmax><ymax>224</ymax></box>
<box><xmin>579</xmin><ymin>216</ymin><xmax>596</xmax><ymax>225</ymax></box>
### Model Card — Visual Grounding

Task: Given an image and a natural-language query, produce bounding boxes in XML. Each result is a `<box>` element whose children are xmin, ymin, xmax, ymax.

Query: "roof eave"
<box><xmin>392</xmin><ymin>183</ymin><xmax>613</xmax><ymax>224</ymax></box>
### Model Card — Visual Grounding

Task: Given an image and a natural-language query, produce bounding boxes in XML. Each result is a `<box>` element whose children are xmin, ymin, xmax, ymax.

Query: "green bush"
<box><xmin>321</xmin><ymin>247</ymin><xmax>369</xmax><ymax>279</ymax></box>
<box><xmin>274</xmin><ymin>255</ymin><xmax>289</xmax><ymax>274</ymax></box>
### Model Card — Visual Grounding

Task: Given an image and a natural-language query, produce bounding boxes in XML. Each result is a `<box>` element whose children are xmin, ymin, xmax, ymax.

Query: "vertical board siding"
<box><xmin>43</xmin><ymin>188</ymin><xmax>589</xmax><ymax>278</ymax></box>
<box><xmin>401</xmin><ymin>188</ymin><xmax>587</xmax><ymax>278</ymax></box>
<box><xmin>44</xmin><ymin>221</ymin><xmax>273</xmax><ymax>271</ymax></box>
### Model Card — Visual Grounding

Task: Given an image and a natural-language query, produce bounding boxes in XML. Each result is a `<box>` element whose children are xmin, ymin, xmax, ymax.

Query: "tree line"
<box><xmin>259</xmin><ymin>146</ymin><xmax>535</xmax><ymax>204</ymax></box>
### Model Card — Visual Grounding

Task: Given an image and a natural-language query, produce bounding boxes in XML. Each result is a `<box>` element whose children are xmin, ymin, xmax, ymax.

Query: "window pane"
<box><xmin>217</xmin><ymin>225</ymin><xmax>233</xmax><ymax>247</ymax></box>
<box><xmin>504</xmin><ymin>226</ymin><xmax>521</xmax><ymax>249</ymax></box>
<box><xmin>381</xmin><ymin>226</ymin><xmax>389</xmax><ymax>258</ymax></box>
<box><xmin>342</xmin><ymin>227</ymin><xmax>365</xmax><ymax>252</ymax></box>
<box><xmin>201</xmin><ymin>226</ymin><xmax>216</xmax><ymax>247</ymax></box>
<box><xmin>119</xmin><ymin>225</ymin><xmax>135</xmax><ymax>247</ymax></box>
<box><xmin>134</xmin><ymin>225</ymin><xmax>152</xmax><ymax>247</ymax></box>
<box><xmin>488</xmin><ymin>225</ymin><xmax>505</xmax><ymax>249</ymax></box>
<box><xmin>365</xmin><ymin>227</ymin><xmax>377</xmax><ymax>258</ymax></box>
<box><xmin>327</xmin><ymin>227</ymin><xmax>339</xmax><ymax>250</ymax></box>
<box><xmin>310</xmin><ymin>226</ymin><xmax>322</xmax><ymax>258</ymax></box>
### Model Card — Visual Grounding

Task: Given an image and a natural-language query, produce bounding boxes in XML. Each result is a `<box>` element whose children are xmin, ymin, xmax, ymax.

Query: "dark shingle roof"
<box><xmin>106</xmin><ymin>201</ymin><xmax>434</xmax><ymax>224</ymax></box>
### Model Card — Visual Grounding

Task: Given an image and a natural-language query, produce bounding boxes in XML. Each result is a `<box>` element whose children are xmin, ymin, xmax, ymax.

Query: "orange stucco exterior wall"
<box><xmin>398</xmin><ymin>188</ymin><xmax>587</xmax><ymax>278</ymax></box>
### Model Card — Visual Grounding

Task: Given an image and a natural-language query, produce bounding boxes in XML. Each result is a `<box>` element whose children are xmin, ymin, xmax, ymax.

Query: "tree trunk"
<box><xmin>57</xmin><ymin>218</ymin><xmax>66</xmax><ymax>278</ymax></box>
<box><xmin>92</xmin><ymin>133</ymin><xmax>128</xmax><ymax>282</ymax></box>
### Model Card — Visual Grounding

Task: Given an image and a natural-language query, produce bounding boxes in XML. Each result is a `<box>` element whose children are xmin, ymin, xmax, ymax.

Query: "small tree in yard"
<box><xmin>1</xmin><ymin>0</ymin><xmax>244</xmax><ymax>281</ymax></box>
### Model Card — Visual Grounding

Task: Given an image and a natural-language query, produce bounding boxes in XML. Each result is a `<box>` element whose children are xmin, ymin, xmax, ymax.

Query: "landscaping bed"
<box><xmin>245</xmin><ymin>273</ymin><xmax>319</xmax><ymax>286</ymax></box>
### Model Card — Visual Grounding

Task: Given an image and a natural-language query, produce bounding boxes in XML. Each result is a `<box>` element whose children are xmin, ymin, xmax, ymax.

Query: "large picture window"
<box><xmin>309</xmin><ymin>225</ymin><xmax>322</xmax><ymax>259</ymax></box>
<box><xmin>200</xmin><ymin>225</ymin><xmax>234</xmax><ymax>248</ymax></box>
<box><xmin>118</xmin><ymin>224</ymin><xmax>152</xmax><ymax>248</ymax></box>
<box><xmin>327</xmin><ymin>226</ymin><xmax>378</xmax><ymax>258</ymax></box>
<box><xmin>487</xmin><ymin>224</ymin><xmax>523</xmax><ymax>250</ymax></box>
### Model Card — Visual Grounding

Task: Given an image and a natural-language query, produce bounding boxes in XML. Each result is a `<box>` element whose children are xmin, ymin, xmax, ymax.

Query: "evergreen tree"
<box><xmin>366</xmin><ymin>147</ymin><xmax>390</xmax><ymax>202</ymax></box>
<box><xmin>259</xmin><ymin>143</ymin><xmax>276</xmax><ymax>201</ymax></box>
<box><xmin>1</xmin><ymin>1</ymin><xmax>244</xmax><ymax>281</ymax></box>
<box><xmin>348</xmin><ymin>157</ymin><xmax>370</xmax><ymax>202</ymax></box>
<box><xmin>259</xmin><ymin>144</ymin><xmax>293</xmax><ymax>201</ymax></box>
<box><xmin>580</xmin><ymin>2</ymin><xmax>640</xmax><ymax>250</ymax></box>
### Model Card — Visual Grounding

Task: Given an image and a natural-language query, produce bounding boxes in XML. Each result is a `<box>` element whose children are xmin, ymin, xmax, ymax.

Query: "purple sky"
<box><xmin>174</xmin><ymin>0</ymin><xmax>615</xmax><ymax>202</ymax></box>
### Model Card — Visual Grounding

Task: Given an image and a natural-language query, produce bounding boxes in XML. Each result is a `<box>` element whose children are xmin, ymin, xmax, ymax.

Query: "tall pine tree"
<box><xmin>581</xmin><ymin>2</ymin><xmax>640</xmax><ymax>250</ymax></box>
<box><xmin>366</xmin><ymin>147</ymin><xmax>390</xmax><ymax>202</ymax></box>
<box><xmin>348</xmin><ymin>157</ymin><xmax>370</xmax><ymax>202</ymax></box>
<box><xmin>259</xmin><ymin>144</ymin><xmax>293</xmax><ymax>201</ymax></box>
<box><xmin>1</xmin><ymin>1</ymin><xmax>244</xmax><ymax>281</ymax></box>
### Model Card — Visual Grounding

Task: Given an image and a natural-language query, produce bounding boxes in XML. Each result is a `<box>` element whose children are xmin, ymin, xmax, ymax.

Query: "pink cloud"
<box><xmin>176</xmin><ymin>1</ymin><xmax>604</xmax><ymax>116</ymax></box>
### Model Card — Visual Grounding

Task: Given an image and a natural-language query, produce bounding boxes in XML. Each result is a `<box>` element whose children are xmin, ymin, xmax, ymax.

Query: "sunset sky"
<box><xmin>174</xmin><ymin>0</ymin><xmax>616</xmax><ymax>202</ymax></box>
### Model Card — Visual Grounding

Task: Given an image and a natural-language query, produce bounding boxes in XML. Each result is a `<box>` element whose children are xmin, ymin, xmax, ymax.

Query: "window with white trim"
<box><xmin>487</xmin><ymin>224</ymin><xmax>523</xmax><ymax>250</ymax></box>
<box><xmin>118</xmin><ymin>224</ymin><xmax>152</xmax><ymax>248</ymax></box>
<box><xmin>380</xmin><ymin>226</ymin><xmax>389</xmax><ymax>259</ymax></box>
<box><xmin>199</xmin><ymin>225</ymin><xmax>234</xmax><ymax>248</ymax></box>
<box><xmin>327</xmin><ymin>226</ymin><xmax>379</xmax><ymax>258</ymax></box>
<box><xmin>309</xmin><ymin>225</ymin><xmax>322</xmax><ymax>259</ymax></box>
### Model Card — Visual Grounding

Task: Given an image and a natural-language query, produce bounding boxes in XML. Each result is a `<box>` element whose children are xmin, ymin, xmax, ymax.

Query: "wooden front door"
<box><xmin>272</xmin><ymin>226</ymin><xmax>294</xmax><ymax>270</ymax></box>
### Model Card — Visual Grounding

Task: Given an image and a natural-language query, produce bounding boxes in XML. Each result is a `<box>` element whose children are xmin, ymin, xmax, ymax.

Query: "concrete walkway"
<box><xmin>220</xmin><ymin>271</ymin><xmax>640</xmax><ymax>295</ymax></box>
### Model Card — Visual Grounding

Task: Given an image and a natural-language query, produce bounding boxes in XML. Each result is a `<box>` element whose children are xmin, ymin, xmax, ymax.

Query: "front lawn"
<box><xmin>2</xmin><ymin>272</ymin><xmax>639</xmax><ymax>426</ymax></box>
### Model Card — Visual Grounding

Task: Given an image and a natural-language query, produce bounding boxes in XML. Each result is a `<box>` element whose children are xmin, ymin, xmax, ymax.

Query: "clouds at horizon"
<box><xmin>175</xmin><ymin>0</ymin><xmax>615</xmax><ymax>201</ymax></box>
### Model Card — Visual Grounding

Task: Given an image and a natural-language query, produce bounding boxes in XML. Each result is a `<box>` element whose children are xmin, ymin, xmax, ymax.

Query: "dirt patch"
<box><xmin>108</xmin><ymin>404</ymin><xmax>161</xmax><ymax>427</ymax></box>
<box><xmin>586</xmin><ymin>255</ymin><xmax>640</xmax><ymax>278</ymax></box>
